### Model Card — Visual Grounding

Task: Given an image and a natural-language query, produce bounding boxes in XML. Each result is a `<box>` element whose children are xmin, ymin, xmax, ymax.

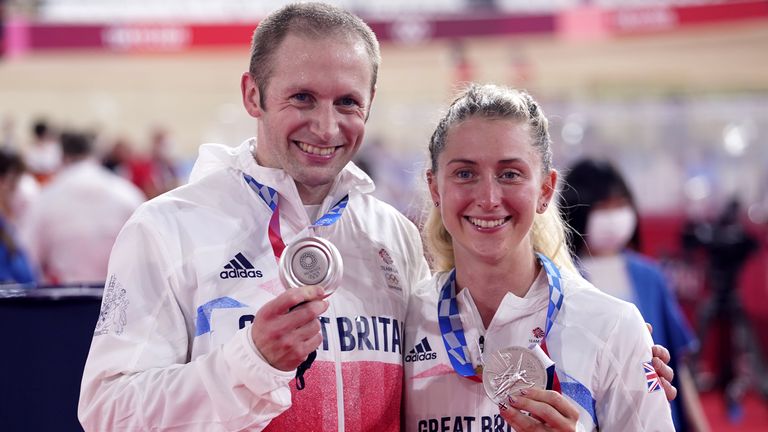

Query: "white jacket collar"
<box><xmin>188</xmin><ymin>138</ymin><xmax>375</xmax><ymax>205</ymax></box>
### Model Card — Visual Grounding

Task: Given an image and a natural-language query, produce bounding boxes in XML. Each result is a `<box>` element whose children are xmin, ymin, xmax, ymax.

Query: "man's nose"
<box><xmin>310</xmin><ymin>103</ymin><xmax>340</xmax><ymax>143</ymax></box>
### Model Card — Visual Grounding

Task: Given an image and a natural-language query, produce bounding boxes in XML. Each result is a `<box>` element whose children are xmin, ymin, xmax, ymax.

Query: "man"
<box><xmin>79</xmin><ymin>3</ymin><xmax>676</xmax><ymax>431</ymax></box>
<box><xmin>79</xmin><ymin>3</ymin><xmax>429</xmax><ymax>431</ymax></box>
<box><xmin>20</xmin><ymin>131</ymin><xmax>144</xmax><ymax>284</ymax></box>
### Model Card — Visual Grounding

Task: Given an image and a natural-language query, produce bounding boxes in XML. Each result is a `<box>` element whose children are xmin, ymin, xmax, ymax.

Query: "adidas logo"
<box><xmin>405</xmin><ymin>337</ymin><xmax>437</xmax><ymax>362</ymax></box>
<box><xmin>220</xmin><ymin>253</ymin><xmax>264</xmax><ymax>279</ymax></box>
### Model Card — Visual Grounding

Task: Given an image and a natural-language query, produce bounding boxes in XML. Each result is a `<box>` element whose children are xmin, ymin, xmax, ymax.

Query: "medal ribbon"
<box><xmin>438</xmin><ymin>253</ymin><xmax>599</xmax><ymax>423</ymax></box>
<box><xmin>243</xmin><ymin>174</ymin><xmax>349</xmax><ymax>390</ymax></box>
<box><xmin>244</xmin><ymin>174</ymin><xmax>349</xmax><ymax>259</ymax></box>
<box><xmin>437</xmin><ymin>253</ymin><xmax>563</xmax><ymax>383</ymax></box>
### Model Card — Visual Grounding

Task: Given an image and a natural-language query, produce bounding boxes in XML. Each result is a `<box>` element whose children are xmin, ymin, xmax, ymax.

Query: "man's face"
<box><xmin>243</xmin><ymin>32</ymin><xmax>375</xmax><ymax>204</ymax></box>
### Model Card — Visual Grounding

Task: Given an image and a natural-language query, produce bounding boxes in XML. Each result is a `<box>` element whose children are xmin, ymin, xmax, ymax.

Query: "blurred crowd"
<box><xmin>0</xmin><ymin>113</ymin><xmax>765</xmax><ymax>429</ymax></box>
<box><xmin>0</xmin><ymin>117</ymin><xmax>182</xmax><ymax>286</ymax></box>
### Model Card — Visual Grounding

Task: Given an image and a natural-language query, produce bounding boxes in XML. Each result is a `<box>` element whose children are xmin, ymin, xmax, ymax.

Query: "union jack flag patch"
<box><xmin>643</xmin><ymin>361</ymin><xmax>662</xmax><ymax>393</ymax></box>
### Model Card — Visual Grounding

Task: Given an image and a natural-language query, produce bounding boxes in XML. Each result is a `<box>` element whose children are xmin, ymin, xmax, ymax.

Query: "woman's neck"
<box><xmin>453</xmin><ymin>248</ymin><xmax>539</xmax><ymax>329</ymax></box>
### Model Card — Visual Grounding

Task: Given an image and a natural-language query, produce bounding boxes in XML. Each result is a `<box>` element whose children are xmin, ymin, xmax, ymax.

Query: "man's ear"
<box><xmin>241</xmin><ymin>72</ymin><xmax>262</xmax><ymax>118</ymax></box>
<box><xmin>364</xmin><ymin>85</ymin><xmax>377</xmax><ymax>122</ymax></box>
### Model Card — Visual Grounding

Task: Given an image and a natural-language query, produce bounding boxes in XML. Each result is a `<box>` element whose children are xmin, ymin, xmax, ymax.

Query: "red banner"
<box><xmin>9</xmin><ymin>1</ymin><xmax>768</xmax><ymax>54</ymax></box>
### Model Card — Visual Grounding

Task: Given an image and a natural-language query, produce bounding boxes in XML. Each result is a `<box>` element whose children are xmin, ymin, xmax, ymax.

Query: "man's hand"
<box><xmin>647</xmin><ymin>323</ymin><xmax>678</xmax><ymax>401</ymax></box>
<box><xmin>251</xmin><ymin>285</ymin><xmax>329</xmax><ymax>371</ymax></box>
<box><xmin>499</xmin><ymin>388</ymin><xmax>579</xmax><ymax>431</ymax></box>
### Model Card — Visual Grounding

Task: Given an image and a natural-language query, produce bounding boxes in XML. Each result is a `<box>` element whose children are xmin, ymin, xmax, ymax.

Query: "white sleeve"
<box><xmin>405</xmin><ymin>223</ymin><xmax>431</xmax><ymax>289</ymax></box>
<box><xmin>595</xmin><ymin>304</ymin><xmax>675</xmax><ymax>431</ymax></box>
<box><xmin>78</xmin><ymin>215</ymin><xmax>294</xmax><ymax>431</ymax></box>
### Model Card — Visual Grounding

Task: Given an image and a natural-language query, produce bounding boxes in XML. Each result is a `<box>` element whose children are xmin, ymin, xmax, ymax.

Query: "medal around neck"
<box><xmin>482</xmin><ymin>346</ymin><xmax>548</xmax><ymax>406</ymax></box>
<box><xmin>279</xmin><ymin>236</ymin><xmax>343</xmax><ymax>297</ymax></box>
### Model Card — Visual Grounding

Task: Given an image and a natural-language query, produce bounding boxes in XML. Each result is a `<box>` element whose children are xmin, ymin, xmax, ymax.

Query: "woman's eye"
<box><xmin>499</xmin><ymin>170</ymin><xmax>520</xmax><ymax>180</ymax></box>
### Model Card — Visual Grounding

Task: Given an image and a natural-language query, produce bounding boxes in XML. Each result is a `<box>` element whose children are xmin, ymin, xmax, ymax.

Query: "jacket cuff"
<box><xmin>223</xmin><ymin>326</ymin><xmax>295</xmax><ymax>396</ymax></box>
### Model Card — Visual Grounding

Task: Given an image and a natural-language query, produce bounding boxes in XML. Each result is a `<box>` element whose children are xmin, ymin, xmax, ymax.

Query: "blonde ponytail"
<box><xmin>531</xmin><ymin>198</ymin><xmax>577</xmax><ymax>274</ymax></box>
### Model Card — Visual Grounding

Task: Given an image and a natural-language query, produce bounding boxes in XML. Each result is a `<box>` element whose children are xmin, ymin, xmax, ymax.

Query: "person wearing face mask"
<box><xmin>560</xmin><ymin>159</ymin><xmax>707</xmax><ymax>432</ymax></box>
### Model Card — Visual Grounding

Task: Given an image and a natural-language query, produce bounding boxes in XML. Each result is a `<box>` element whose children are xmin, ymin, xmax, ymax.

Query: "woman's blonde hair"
<box><xmin>424</xmin><ymin>83</ymin><xmax>576</xmax><ymax>273</ymax></box>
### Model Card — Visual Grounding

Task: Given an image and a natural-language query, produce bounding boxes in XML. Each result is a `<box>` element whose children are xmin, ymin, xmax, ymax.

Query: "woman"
<box><xmin>0</xmin><ymin>148</ymin><xmax>36</xmax><ymax>285</ymax></box>
<box><xmin>560</xmin><ymin>159</ymin><xmax>706</xmax><ymax>431</ymax></box>
<box><xmin>403</xmin><ymin>84</ymin><xmax>674</xmax><ymax>431</ymax></box>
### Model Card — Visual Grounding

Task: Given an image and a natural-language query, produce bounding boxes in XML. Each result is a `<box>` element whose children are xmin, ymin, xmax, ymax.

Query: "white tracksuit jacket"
<box><xmin>404</xmin><ymin>268</ymin><xmax>675</xmax><ymax>432</ymax></box>
<box><xmin>78</xmin><ymin>139</ymin><xmax>430</xmax><ymax>431</ymax></box>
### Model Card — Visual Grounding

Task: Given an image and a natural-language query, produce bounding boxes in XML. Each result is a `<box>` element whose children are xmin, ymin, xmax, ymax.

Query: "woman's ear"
<box><xmin>537</xmin><ymin>169</ymin><xmax>558</xmax><ymax>213</ymax></box>
<box><xmin>427</xmin><ymin>169</ymin><xmax>440</xmax><ymax>208</ymax></box>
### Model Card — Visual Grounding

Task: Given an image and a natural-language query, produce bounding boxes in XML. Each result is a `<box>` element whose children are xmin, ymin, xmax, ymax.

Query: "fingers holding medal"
<box><xmin>484</xmin><ymin>346</ymin><xmax>579</xmax><ymax>431</ymax></box>
<box><xmin>482</xmin><ymin>346</ymin><xmax>548</xmax><ymax>407</ymax></box>
<box><xmin>251</xmin><ymin>236</ymin><xmax>342</xmax><ymax>371</ymax></box>
<box><xmin>499</xmin><ymin>387</ymin><xmax>580</xmax><ymax>432</ymax></box>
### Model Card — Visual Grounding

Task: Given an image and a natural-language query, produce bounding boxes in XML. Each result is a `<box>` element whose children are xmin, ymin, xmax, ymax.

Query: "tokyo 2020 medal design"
<box><xmin>482</xmin><ymin>346</ymin><xmax>547</xmax><ymax>406</ymax></box>
<box><xmin>279</xmin><ymin>236</ymin><xmax>343</xmax><ymax>297</ymax></box>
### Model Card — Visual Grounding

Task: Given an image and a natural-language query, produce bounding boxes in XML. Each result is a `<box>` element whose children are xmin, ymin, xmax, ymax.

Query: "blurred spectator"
<box><xmin>450</xmin><ymin>41</ymin><xmax>474</xmax><ymax>85</ymax></box>
<box><xmin>23</xmin><ymin>118</ymin><xmax>61</xmax><ymax>184</ymax></box>
<box><xmin>561</xmin><ymin>158</ymin><xmax>708</xmax><ymax>432</ymax></box>
<box><xmin>127</xmin><ymin>127</ymin><xmax>180</xmax><ymax>199</ymax></box>
<box><xmin>148</xmin><ymin>127</ymin><xmax>180</xmax><ymax>193</ymax></box>
<box><xmin>20</xmin><ymin>131</ymin><xmax>145</xmax><ymax>285</ymax></box>
<box><xmin>10</xmin><ymin>170</ymin><xmax>41</xmax><ymax>226</ymax></box>
<box><xmin>0</xmin><ymin>148</ymin><xmax>36</xmax><ymax>285</ymax></box>
<box><xmin>681</xmin><ymin>198</ymin><xmax>768</xmax><ymax>420</ymax></box>
<box><xmin>101</xmin><ymin>136</ymin><xmax>134</xmax><ymax>178</ymax></box>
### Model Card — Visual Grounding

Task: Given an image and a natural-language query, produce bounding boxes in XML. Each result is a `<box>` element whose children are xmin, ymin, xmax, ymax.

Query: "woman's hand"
<box><xmin>498</xmin><ymin>388</ymin><xmax>579</xmax><ymax>431</ymax></box>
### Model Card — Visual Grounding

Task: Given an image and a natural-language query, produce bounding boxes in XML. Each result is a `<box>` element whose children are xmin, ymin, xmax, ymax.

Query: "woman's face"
<box><xmin>428</xmin><ymin>117</ymin><xmax>555</xmax><ymax>265</ymax></box>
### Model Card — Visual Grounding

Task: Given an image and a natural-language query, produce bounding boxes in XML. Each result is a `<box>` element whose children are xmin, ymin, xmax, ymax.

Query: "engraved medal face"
<box><xmin>279</xmin><ymin>236</ymin><xmax>343</xmax><ymax>297</ymax></box>
<box><xmin>482</xmin><ymin>346</ymin><xmax>547</xmax><ymax>405</ymax></box>
<box><xmin>291</xmin><ymin>246</ymin><xmax>328</xmax><ymax>285</ymax></box>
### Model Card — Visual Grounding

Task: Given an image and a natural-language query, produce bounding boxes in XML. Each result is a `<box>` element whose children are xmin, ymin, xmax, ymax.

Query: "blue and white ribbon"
<box><xmin>243</xmin><ymin>174</ymin><xmax>349</xmax><ymax>229</ymax></box>
<box><xmin>437</xmin><ymin>253</ymin><xmax>563</xmax><ymax>377</ymax></box>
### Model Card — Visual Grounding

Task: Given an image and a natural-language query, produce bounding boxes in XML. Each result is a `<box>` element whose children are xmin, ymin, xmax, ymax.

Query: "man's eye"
<box><xmin>338</xmin><ymin>97</ymin><xmax>359</xmax><ymax>107</ymax></box>
<box><xmin>292</xmin><ymin>93</ymin><xmax>311</xmax><ymax>102</ymax></box>
<box><xmin>456</xmin><ymin>170</ymin><xmax>473</xmax><ymax>179</ymax></box>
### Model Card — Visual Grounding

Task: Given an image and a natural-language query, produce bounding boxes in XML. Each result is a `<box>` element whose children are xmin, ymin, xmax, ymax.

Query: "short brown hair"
<box><xmin>249</xmin><ymin>2</ymin><xmax>381</xmax><ymax>108</ymax></box>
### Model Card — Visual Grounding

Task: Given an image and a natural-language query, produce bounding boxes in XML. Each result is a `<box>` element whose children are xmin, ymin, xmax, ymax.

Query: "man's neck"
<box><xmin>251</xmin><ymin>144</ymin><xmax>333</xmax><ymax>205</ymax></box>
<box><xmin>296</xmin><ymin>181</ymin><xmax>333</xmax><ymax>205</ymax></box>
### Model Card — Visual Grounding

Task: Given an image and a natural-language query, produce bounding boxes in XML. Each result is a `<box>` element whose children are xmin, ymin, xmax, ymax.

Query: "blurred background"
<box><xmin>0</xmin><ymin>0</ymin><xmax>766</xmax><ymax>430</ymax></box>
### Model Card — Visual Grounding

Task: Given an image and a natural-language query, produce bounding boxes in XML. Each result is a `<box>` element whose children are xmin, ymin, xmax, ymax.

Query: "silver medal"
<box><xmin>279</xmin><ymin>236</ymin><xmax>343</xmax><ymax>297</ymax></box>
<box><xmin>482</xmin><ymin>346</ymin><xmax>548</xmax><ymax>406</ymax></box>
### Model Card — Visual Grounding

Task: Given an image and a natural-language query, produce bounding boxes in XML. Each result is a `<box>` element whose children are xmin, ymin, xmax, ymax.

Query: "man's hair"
<box><xmin>60</xmin><ymin>131</ymin><xmax>93</xmax><ymax>158</ymax></box>
<box><xmin>248</xmin><ymin>2</ymin><xmax>381</xmax><ymax>108</ymax></box>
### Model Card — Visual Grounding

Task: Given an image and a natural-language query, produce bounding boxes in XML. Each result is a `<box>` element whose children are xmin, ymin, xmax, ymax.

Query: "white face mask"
<box><xmin>585</xmin><ymin>206</ymin><xmax>637</xmax><ymax>255</ymax></box>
